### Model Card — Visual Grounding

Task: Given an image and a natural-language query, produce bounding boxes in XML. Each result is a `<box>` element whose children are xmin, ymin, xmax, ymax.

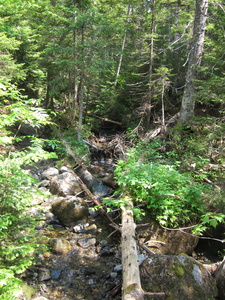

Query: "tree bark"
<box><xmin>114</xmin><ymin>5</ymin><xmax>131</xmax><ymax>89</ymax></box>
<box><xmin>77</xmin><ymin>25</ymin><xmax>85</xmax><ymax>141</ymax></box>
<box><xmin>180</xmin><ymin>0</ymin><xmax>208</xmax><ymax>122</ymax></box>
<box><xmin>121</xmin><ymin>201</ymin><xmax>144</xmax><ymax>300</ymax></box>
<box><xmin>146</xmin><ymin>0</ymin><xmax>156</xmax><ymax>131</ymax></box>
<box><xmin>71</xmin><ymin>11</ymin><xmax>79</xmax><ymax>125</ymax></box>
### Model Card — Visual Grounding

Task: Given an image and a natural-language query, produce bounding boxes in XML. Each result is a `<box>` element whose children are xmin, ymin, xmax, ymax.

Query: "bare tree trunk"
<box><xmin>114</xmin><ymin>5</ymin><xmax>131</xmax><ymax>89</ymax></box>
<box><xmin>146</xmin><ymin>0</ymin><xmax>156</xmax><ymax>130</ymax></box>
<box><xmin>71</xmin><ymin>11</ymin><xmax>79</xmax><ymax>125</ymax></box>
<box><xmin>121</xmin><ymin>201</ymin><xmax>144</xmax><ymax>300</ymax></box>
<box><xmin>180</xmin><ymin>0</ymin><xmax>208</xmax><ymax>122</ymax></box>
<box><xmin>77</xmin><ymin>25</ymin><xmax>85</xmax><ymax>141</ymax></box>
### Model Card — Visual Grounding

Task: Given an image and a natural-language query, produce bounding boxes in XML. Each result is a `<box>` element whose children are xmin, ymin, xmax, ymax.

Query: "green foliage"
<box><xmin>0</xmin><ymin>269</ymin><xmax>22</xmax><ymax>300</ymax></box>
<box><xmin>114</xmin><ymin>142</ymin><xmax>206</xmax><ymax>227</ymax></box>
<box><xmin>102</xmin><ymin>196</ymin><xmax>145</xmax><ymax>219</ymax></box>
<box><xmin>192</xmin><ymin>212</ymin><xmax>225</xmax><ymax>236</ymax></box>
<box><xmin>0</xmin><ymin>86</ymin><xmax>56</xmax><ymax>299</ymax></box>
<box><xmin>63</xmin><ymin>128</ymin><xmax>89</xmax><ymax>159</ymax></box>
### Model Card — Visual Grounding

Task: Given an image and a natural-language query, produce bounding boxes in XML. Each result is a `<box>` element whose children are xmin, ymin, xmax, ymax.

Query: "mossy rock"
<box><xmin>140</xmin><ymin>254</ymin><xmax>217</xmax><ymax>300</ymax></box>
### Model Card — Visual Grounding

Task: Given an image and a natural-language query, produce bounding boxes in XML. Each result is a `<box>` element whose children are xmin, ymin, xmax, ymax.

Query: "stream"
<box><xmin>21</xmin><ymin>153</ymin><xmax>123</xmax><ymax>300</ymax></box>
<box><xmin>18</xmin><ymin>133</ymin><xmax>224</xmax><ymax>300</ymax></box>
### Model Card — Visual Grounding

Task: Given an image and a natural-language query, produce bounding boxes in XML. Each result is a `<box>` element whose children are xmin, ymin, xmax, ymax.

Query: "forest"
<box><xmin>0</xmin><ymin>0</ymin><xmax>225</xmax><ymax>299</ymax></box>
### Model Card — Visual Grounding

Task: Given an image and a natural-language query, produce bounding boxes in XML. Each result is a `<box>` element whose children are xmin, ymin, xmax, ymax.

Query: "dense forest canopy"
<box><xmin>0</xmin><ymin>0</ymin><xmax>225</xmax><ymax>299</ymax></box>
<box><xmin>0</xmin><ymin>0</ymin><xmax>224</xmax><ymax>129</ymax></box>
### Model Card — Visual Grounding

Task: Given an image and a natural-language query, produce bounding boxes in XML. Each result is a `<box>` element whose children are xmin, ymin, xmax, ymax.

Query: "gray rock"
<box><xmin>76</xmin><ymin>167</ymin><xmax>111</xmax><ymax>198</ymax></box>
<box><xmin>59</xmin><ymin>166</ymin><xmax>70</xmax><ymax>173</ymax></box>
<box><xmin>215</xmin><ymin>258</ymin><xmax>225</xmax><ymax>299</ymax></box>
<box><xmin>140</xmin><ymin>254</ymin><xmax>218</xmax><ymax>300</ymax></box>
<box><xmin>38</xmin><ymin>179</ymin><xmax>50</xmax><ymax>188</ymax></box>
<box><xmin>73</xmin><ymin>224</ymin><xmax>86</xmax><ymax>233</ymax></box>
<box><xmin>110</xmin><ymin>272</ymin><xmax>117</xmax><ymax>278</ymax></box>
<box><xmin>50</xmin><ymin>238</ymin><xmax>72</xmax><ymax>255</ymax></box>
<box><xmin>38</xmin><ymin>268</ymin><xmax>52</xmax><ymax>281</ymax></box>
<box><xmin>114</xmin><ymin>264</ymin><xmax>122</xmax><ymax>272</ymax></box>
<box><xmin>77</xmin><ymin>237</ymin><xmax>96</xmax><ymax>248</ymax></box>
<box><xmin>49</xmin><ymin>172</ymin><xmax>82</xmax><ymax>196</ymax></box>
<box><xmin>50</xmin><ymin>269</ymin><xmax>61</xmax><ymax>280</ymax></box>
<box><xmin>17</xmin><ymin>122</ymin><xmax>39</xmax><ymax>136</ymax></box>
<box><xmin>42</xmin><ymin>167</ymin><xmax>59</xmax><ymax>180</ymax></box>
<box><xmin>32</xmin><ymin>297</ymin><xmax>49</xmax><ymax>300</ymax></box>
<box><xmin>51</xmin><ymin>197</ymin><xmax>89</xmax><ymax>226</ymax></box>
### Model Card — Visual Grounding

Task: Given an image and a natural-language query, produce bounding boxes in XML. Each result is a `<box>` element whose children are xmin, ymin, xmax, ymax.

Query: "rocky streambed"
<box><xmin>20</xmin><ymin>156</ymin><xmax>225</xmax><ymax>300</ymax></box>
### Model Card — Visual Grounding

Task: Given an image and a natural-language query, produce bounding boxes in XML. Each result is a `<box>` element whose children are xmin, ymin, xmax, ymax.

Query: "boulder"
<box><xmin>49</xmin><ymin>172</ymin><xmax>82</xmax><ymax>196</ymax></box>
<box><xmin>215</xmin><ymin>258</ymin><xmax>225</xmax><ymax>299</ymax></box>
<box><xmin>51</xmin><ymin>196</ymin><xmax>89</xmax><ymax>226</ymax></box>
<box><xmin>17</xmin><ymin>122</ymin><xmax>39</xmax><ymax>136</ymax></box>
<box><xmin>140</xmin><ymin>254</ymin><xmax>218</xmax><ymax>300</ymax></box>
<box><xmin>76</xmin><ymin>166</ymin><xmax>111</xmax><ymax>199</ymax></box>
<box><xmin>137</xmin><ymin>219</ymin><xmax>199</xmax><ymax>255</ymax></box>
<box><xmin>42</xmin><ymin>167</ymin><xmax>59</xmax><ymax>180</ymax></box>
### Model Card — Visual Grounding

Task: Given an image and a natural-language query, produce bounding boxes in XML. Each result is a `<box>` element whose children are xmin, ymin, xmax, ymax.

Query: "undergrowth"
<box><xmin>113</xmin><ymin>116</ymin><xmax>225</xmax><ymax>232</ymax></box>
<box><xmin>0</xmin><ymin>85</ymin><xmax>56</xmax><ymax>299</ymax></box>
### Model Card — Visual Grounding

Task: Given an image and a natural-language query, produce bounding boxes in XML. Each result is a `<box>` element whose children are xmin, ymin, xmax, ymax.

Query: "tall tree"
<box><xmin>180</xmin><ymin>0</ymin><xmax>208</xmax><ymax>122</ymax></box>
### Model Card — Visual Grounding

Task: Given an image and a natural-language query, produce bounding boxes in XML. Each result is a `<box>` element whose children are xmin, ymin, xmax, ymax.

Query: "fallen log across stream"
<box><xmin>121</xmin><ymin>199</ymin><xmax>165</xmax><ymax>300</ymax></box>
<box><xmin>121</xmin><ymin>201</ymin><xmax>144</xmax><ymax>299</ymax></box>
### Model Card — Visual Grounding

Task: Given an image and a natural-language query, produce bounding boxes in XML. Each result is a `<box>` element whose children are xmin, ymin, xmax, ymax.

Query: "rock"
<box><xmin>215</xmin><ymin>258</ymin><xmax>225</xmax><ymax>299</ymax></box>
<box><xmin>51</xmin><ymin>269</ymin><xmax>61</xmax><ymax>280</ymax></box>
<box><xmin>42</xmin><ymin>167</ymin><xmax>59</xmax><ymax>180</ymax></box>
<box><xmin>76</xmin><ymin>167</ymin><xmax>111</xmax><ymax>198</ymax></box>
<box><xmin>77</xmin><ymin>237</ymin><xmax>97</xmax><ymax>248</ymax></box>
<box><xmin>73</xmin><ymin>224</ymin><xmax>86</xmax><ymax>233</ymax></box>
<box><xmin>38</xmin><ymin>179</ymin><xmax>50</xmax><ymax>188</ymax></box>
<box><xmin>137</xmin><ymin>219</ymin><xmax>199</xmax><ymax>255</ymax></box>
<box><xmin>17</xmin><ymin>122</ymin><xmax>39</xmax><ymax>136</ymax></box>
<box><xmin>50</xmin><ymin>238</ymin><xmax>72</xmax><ymax>255</ymax></box>
<box><xmin>38</xmin><ymin>268</ymin><xmax>52</xmax><ymax>281</ymax></box>
<box><xmin>110</xmin><ymin>272</ymin><xmax>117</xmax><ymax>278</ymax></box>
<box><xmin>76</xmin><ymin>167</ymin><xmax>96</xmax><ymax>189</ymax></box>
<box><xmin>32</xmin><ymin>297</ymin><xmax>49</xmax><ymax>300</ymax></box>
<box><xmin>51</xmin><ymin>197</ymin><xmax>89</xmax><ymax>226</ymax></box>
<box><xmin>59</xmin><ymin>166</ymin><xmax>70</xmax><ymax>173</ymax></box>
<box><xmin>140</xmin><ymin>254</ymin><xmax>218</xmax><ymax>300</ymax></box>
<box><xmin>49</xmin><ymin>172</ymin><xmax>82</xmax><ymax>196</ymax></box>
<box><xmin>91</xmin><ymin>181</ymin><xmax>111</xmax><ymax>199</ymax></box>
<box><xmin>114</xmin><ymin>264</ymin><xmax>122</xmax><ymax>272</ymax></box>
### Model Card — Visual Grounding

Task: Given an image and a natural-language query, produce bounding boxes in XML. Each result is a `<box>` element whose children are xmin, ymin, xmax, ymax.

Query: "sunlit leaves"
<box><xmin>114</xmin><ymin>142</ymin><xmax>205</xmax><ymax>227</ymax></box>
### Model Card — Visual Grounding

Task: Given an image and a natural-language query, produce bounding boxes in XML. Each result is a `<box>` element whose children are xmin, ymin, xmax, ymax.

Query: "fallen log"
<box><xmin>121</xmin><ymin>199</ymin><xmax>166</xmax><ymax>299</ymax></box>
<box><xmin>87</xmin><ymin>113</ymin><xmax>123</xmax><ymax>126</ymax></box>
<box><xmin>121</xmin><ymin>201</ymin><xmax>144</xmax><ymax>300</ymax></box>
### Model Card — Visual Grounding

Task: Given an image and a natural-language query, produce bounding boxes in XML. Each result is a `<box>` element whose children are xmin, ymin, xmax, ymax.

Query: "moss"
<box><xmin>172</xmin><ymin>263</ymin><xmax>185</xmax><ymax>277</ymax></box>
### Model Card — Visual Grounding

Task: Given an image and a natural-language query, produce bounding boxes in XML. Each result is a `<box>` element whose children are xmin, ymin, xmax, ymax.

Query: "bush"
<box><xmin>0</xmin><ymin>85</ymin><xmax>56</xmax><ymax>298</ymax></box>
<box><xmin>114</xmin><ymin>142</ymin><xmax>205</xmax><ymax>227</ymax></box>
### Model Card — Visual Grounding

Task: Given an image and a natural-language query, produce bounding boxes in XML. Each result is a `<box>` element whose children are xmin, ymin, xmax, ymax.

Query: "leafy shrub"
<box><xmin>0</xmin><ymin>85</ymin><xmax>56</xmax><ymax>298</ymax></box>
<box><xmin>114</xmin><ymin>143</ymin><xmax>205</xmax><ymax>227</ymax></box>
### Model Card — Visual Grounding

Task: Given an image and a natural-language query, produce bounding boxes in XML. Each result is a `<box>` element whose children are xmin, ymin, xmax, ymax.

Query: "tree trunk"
<box><xmin>180</xmin><ymin>0</ymin><xmax>208</xmax><ymax>122</ymax></box>
<box><xmin>114</xmin><ymin>5</ymin><xmax>131</xmax><ymax>89</ymax></box>
<box><xmin>44</xmin><ymin>69</ymin><xmax>54</xmax><ymax>110</ymax></box>
<box><xmin>77</xmin><ymin>25</ymin><xmax>85</xmax><ymax>141</ymax></box>
<box><xmin>146</xmin><ymin>0</ymin><xmax>156</xmax><ymax>130</ymax></box>
<box><xmin>71</xmin><ymin>11</ymin><xmax>79</xmax><ymax>125</ymax></box>
<box><xmin>121</xmin><ymin>201</ymin><xmax>144</xmax><ymax>300</ymax></box>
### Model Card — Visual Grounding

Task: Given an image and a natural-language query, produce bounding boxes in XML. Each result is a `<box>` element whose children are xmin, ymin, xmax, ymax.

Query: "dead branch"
<box><xmin>143</xmin><ymin>112</ymin><xmax>180</xmax><ymax>141</ymax></box>
<box><xmin>87</xmin><ymin>113</ymin><xmax>122</xmax><ymax>126</ymax></box>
